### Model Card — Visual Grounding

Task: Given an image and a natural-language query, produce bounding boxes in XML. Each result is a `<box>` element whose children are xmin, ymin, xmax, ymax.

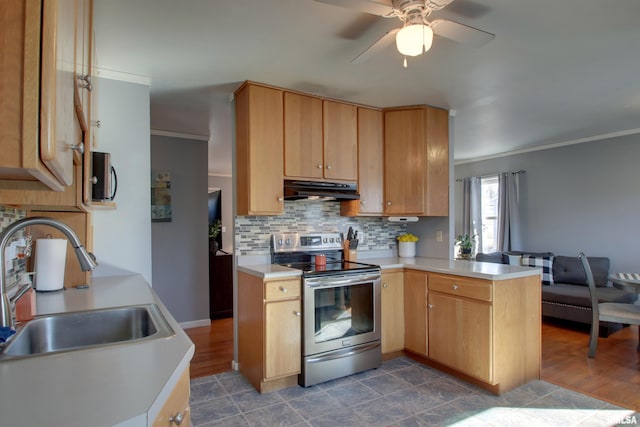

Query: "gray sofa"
<box><xmin>476</xmin><ymin>251</ymin><xmax>638</xmax><ymax>336</ymax></box>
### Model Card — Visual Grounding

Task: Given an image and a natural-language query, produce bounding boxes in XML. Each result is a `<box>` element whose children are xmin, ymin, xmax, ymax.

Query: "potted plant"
<box><xmin>455</xmin><ymin>233</ymin><xmax>476</xmax><ymax>259</ymax></box>
<box><xmin>209</xmin><ymin>219</ymin><xmax>222</xmax><ymax>254</ymax></box>
<box><xmin>397</xmin><ymin>233</ymin><xmax>419</xmax><ymax>258</ymax></box>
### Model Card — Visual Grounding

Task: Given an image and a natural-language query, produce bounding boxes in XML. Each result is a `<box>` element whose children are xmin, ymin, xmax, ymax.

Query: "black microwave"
<box><xmin>92</xmin><ymin>152</ymin><xmax>117</xmax><ymax>201</ymax></box>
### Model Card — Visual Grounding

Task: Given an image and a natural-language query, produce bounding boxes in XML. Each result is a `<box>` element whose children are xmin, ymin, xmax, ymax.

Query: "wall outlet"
<box><xmin>221</xmin><ymin>226</ymin><xmax>226</xmax><ymax>233</ymax></box>
<box><xmin>436</xmin><ymin>230</ymin><xmax>443</xmax><ymax>242</ymax></box>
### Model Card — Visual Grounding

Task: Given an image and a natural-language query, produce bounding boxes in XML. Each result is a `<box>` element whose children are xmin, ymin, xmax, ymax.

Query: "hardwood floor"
<box><xmin>186</xmin><ymin>317</ymin><xmax>234</xmax><ymax>379</ymax></box>
<box><xmin>185</xmin><ymin>317</ymin><xmax>640</xmax><ymax>411</ymax></box>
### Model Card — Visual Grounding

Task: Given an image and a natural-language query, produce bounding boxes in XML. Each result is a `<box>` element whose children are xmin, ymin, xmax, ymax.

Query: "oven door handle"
<box><xmin>306</xmin><ymin>341</ymin><xmax>381</xmax><ymax>364</ymax></box>
<box><xmin>305</xmin><ymin>274</ymin><xmax>380</xmax><ymax>288</ymax></box>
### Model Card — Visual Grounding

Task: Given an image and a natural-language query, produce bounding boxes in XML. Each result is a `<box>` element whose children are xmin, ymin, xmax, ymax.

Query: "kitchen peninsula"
<box><xmin>238</xmin><ymin>256</ymin><xmax>542</xmax><ymax>395</ymax></box>
<box><xmin>0</xmin><ymin>270</ymin><xmax>194</xmax><ymax>427</ymax></box>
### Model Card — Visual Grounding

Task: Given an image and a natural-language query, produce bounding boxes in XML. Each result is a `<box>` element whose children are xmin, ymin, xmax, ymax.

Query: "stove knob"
<box><xmin>329</xmin><ymin>238</ymin><xmax>334</xmax><ymax>243</ymax></box>
<box><xmin>285</xmin><ymin>238</ymin><xmax>291</xmax><ymax>245</ymax></box>
<box><xmin>336</xmin><ymin>237</ymin><xmax>342</xmax><ymax>243</ymax></box>
<box><xmin>277</xmin><ymin>239</ymin><xmax>283</xmax><ymax>246</ymax></box>
<box><xmin>323</xmin><ymin>238</ymin><xmax>328</xmax><ymax>243</ymax></box>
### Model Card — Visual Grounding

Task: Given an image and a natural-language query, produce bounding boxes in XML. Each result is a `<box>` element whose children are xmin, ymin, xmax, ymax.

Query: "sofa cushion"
<box><xmin>553</xmin><ymin>255</ymin><xmax>610</xmax><ymax>287</ymax></box>
<box><xmin>542</xmin><ymin>283</ymin><xmax>637</xmax><ymax>307</ymax></box>
<box><xmin>522</xmin><ymin>254</ymin><xmax>554</xmax><ymax>285</ymax></box>
<box><xmin>475</xmin><ymin>252</ymin><xmax>504</xmax><ymax>264</ymax></box>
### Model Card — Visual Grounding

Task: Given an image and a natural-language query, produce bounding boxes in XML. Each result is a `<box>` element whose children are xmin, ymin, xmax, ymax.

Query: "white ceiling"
<box><xmin>93</xmin><ymin>0</ymin><xmax>640</xmax><ymax>176</ymax></box>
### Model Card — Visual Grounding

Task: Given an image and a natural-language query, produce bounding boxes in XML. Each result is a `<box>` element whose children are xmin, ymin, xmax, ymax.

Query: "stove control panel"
<box><xmin>272</xmin><ymin>233</ymin><xmax>343</xmax><ymax>252</ymax></box>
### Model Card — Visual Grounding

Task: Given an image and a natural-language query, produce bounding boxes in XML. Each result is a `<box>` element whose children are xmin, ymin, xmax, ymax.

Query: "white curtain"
<box><xmin>461</xmin><ymin>177</ymin><xmax>482</xmax><ymax>254</ymax></box>
<box><xmin>496</xmin><ymin>172</ymin><xmax>523</xmax><ymax>251</ymax></box>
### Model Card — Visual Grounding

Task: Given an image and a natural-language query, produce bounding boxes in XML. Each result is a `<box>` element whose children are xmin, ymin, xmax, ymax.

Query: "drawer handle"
<box><xmin>279</xmin><ymin>286</ymin><xmax>288</xmax><ymax>293</ymax></box>
<box><xmin>294</xmin><ymin>311</ymin><xmax>301</xmax><ymax>316</ymax></box>
<box><xmin>452</xmin><ymin>284</ymin><xmax>459</xmax><ymax>290</ymax></box>
<box><xmin>169</xmin><ymin>411</ymin><xmax>185</xmax><ymax>425</ymax></box>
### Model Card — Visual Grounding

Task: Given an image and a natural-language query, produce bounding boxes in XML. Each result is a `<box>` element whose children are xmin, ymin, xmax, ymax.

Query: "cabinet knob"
<box><xmin>169</xmin><ymin>411</ymin><xmax>185</xmax><ymax>425</ymax></box>
<box><xmin>317</xmin><ymin>164</ymin><xmax>323</xmax><ymax>169</ymax></box>
<box><xmin>294</xmin><ymin>311</ymin><xmax>301</xmax><ymax>317</ymax></box>
<box><xmin>360</xmin><ymin>200</ymin><xmax>366</xmax><ymax>205</ymax></box>
<box><xmin>383</xmin><ymin>283</ymin><xmax>388</xmax><ymax>288</ymax></box>
<box><xmin>386</xmin><ymin>201</ymin><xmax>392</xmax><ymax>206</ymax></box>
<box><xmin>428</xmin><ymin>304</ymin><xmax>433</xmax><ymax>309</ymax></box>
<box><xmin>452</xmin><ymin>284</ymin><xmax>459</xmax><ymax>290</ymax></box>
<box><xmin>279</xmin><ymin>286</ymin><xmax>288</xmax><ymax>293</ymax></box>
<box><xmin>91</xmin><ymin>176</ymin><xmax>98</xmax><ymax>185</ymax></box>
<box><xmin>277</xmin><ymin>197</ymin><xmax>284</xmax><ymax>202</ymax></box>
<box><xmin>69</xmin><ymin>142</ymin><xmax>84</xmax><ymax>154</ymax></box>
<box><xmin>326</xmin><ymin>165</ymin><xmax>332</xmax><ymax>170</ymax></box>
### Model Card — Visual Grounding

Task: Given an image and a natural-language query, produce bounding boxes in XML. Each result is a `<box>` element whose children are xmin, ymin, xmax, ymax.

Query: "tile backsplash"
<box><xmin>235</xmin><ymin>200</ymin><xmax>406</xmax><ymax>256</ymax></box>
<box><xmin>0</xmin><ymin>207</ymin><xmax>27</xmax><ymax>287</ymax></box>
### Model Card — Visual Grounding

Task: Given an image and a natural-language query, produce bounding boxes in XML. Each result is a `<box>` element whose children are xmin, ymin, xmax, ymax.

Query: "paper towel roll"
<box><xmin>34</xmin><ymin>239</ymin><xmax>67</xmax><ymax>291</ymax></box>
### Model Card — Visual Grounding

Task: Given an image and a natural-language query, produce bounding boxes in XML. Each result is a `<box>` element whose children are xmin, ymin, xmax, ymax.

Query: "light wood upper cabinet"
<box><xmin>381</xmin><ymin>270</ymin><xmax>404</xmax><ymax>353</ymax></box>
<box><xmin>284</xmin><ymin>92</ymin><xmax>323</xmax><ymax>179</ymax></box>
<box><xmin>383</xmin><ymin>106</ymin><xmax>449</xmax><ymax>216</ymax></box>
<box><xmin>323</xmin><ymin>100</ymin><xmax>357</xmax><ymax>181</ymax></box>
<box><xmin>235</xmin><ymin>83</ymin><xmax>284</xmax><ymax>215</ymax></box>
<box><xmin>403</xmin><ymin>269</ymin><xmax>428</xmax><ymax>356</ymax></box>
<box><xmin>40</xmin><ymin>0</ymin><xmax>77</xmax><ymax>187</ymax></box>
<box><xmin>74</xmin><ymin>0</ymin><xmax>93</xmax><ymax>133</ymax></box>
<box><xmin>283</xmin><ymin>95</ymin><xmax>357</xmax><ymax>183</ymax></box>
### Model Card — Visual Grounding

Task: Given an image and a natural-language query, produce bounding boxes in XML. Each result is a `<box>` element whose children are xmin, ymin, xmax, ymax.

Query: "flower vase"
<box><xmin>398</xmin><ymin>241</ymin><xmax>416</xmax><ymax>258</ymax></box>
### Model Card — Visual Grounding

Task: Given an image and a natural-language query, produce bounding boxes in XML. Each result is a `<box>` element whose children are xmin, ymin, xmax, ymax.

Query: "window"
<box><xmin>480</xmin><ymin>175</ymin><xmax>499</xmax><ymax>253</ymax></box>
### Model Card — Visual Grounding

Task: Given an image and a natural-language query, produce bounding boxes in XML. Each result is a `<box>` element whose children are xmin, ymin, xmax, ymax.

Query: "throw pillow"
<box><xmin>521</xmin><ymin>255</ymin><xmax>555</xmax><ymax>285</ymax></box>
<box><xmin>506</xmin><ymin>254</ymin><xmax>522</xmax><ymax>266</ymax></box>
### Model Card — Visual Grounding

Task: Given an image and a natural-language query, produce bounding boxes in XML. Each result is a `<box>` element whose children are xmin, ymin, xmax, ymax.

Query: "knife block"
<box><xmin>343</xmin><ymin>241</ymin><xmax>357</xmax><ymax>261</ymax></box>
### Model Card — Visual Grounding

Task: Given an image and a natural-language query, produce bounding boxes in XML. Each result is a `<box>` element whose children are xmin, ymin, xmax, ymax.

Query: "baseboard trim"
<box><xmin>179</xmin><ymin>319</ymin><xmax>211</xmax><ymax>329</ymax></box>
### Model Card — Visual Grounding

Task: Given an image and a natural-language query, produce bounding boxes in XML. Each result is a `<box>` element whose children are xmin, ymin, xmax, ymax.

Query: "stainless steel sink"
<box><xmin>0</xmin><ymin>304</ymin><xmax>174</xmax><ymax>358</ymax></box>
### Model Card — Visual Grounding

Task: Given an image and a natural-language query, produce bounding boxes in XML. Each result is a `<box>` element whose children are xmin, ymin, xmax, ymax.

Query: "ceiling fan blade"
<box><xmin>351</xmin><ymin>28</ymin><xmax>399</xmax><ymax>63</ymax></box>
<box><xmin>314</xmin><ymin>0</ymin><xmax>395</xmax><ymax>17</ymax></box>
<box><xmin>426</xmin><ymin>0</ymin><xmax>457</xmax><ymax>11</ymax></box>
<box><xmin>430</xmin><ymin>19</ymin><xmax>494</xmax><ymax>47</ymax></box>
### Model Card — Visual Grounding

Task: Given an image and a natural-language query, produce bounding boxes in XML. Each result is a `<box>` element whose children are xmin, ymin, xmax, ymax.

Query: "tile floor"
<box><xmin>190</xmin><ymin>357</ymin><xmax>638</xmax><ymax>426</ymax></box>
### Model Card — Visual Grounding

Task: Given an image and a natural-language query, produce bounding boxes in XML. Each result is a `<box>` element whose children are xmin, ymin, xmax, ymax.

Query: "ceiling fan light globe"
<box><xmin>396</xmin><ymin>24</ymin><xmax>434</xmax><ymax>56</ymax></box>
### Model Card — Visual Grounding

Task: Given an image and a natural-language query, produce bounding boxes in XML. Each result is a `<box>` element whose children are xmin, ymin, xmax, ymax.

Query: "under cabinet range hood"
<box><xmin>284</xmin><ymin>180</ymin><xmax>359</xmax><ymax>201</ymax></box>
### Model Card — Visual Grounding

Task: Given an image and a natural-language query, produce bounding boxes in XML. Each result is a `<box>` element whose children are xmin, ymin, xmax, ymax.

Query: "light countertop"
<box><xmin>0</xmin><ymin>273</ymin><xmax>194</xmax><ymax>427</ymax></box>
<box><xmin>239</xmin><ymin>256</ymin><xmax>541</xmax><ymax>281</ymax></box>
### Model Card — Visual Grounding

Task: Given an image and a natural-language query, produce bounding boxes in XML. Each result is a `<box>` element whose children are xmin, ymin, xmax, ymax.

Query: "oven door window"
<box><xmin>313</xmin><ymin>282</ymin><xmax>374</xmax><ymax>344</ymax></box>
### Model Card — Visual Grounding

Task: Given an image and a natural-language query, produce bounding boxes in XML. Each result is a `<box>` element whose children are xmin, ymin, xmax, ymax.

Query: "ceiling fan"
<box><xmin>315</xmin><ymin>0</ymin><xmax>495</xmax><ymax>67</ymax></box>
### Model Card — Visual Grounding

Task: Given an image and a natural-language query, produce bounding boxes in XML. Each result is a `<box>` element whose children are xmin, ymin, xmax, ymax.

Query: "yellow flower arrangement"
<box><xmin>397</xmin><ymin>233</ymin><xmax>419</xmax><ymax>243</ymax></box>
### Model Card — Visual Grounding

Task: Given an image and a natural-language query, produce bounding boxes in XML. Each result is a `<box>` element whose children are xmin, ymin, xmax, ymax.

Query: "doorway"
<box><xmin>208</xmin><ymin>190</ymin><xmax>232</xmax><ymax>320</ymax></box>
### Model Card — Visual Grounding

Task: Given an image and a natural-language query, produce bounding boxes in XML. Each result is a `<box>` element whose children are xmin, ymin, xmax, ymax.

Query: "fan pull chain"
<box><xmin>403</xmin><ymin>56</ymin><xmax>408</xmax><ymax>68</ymax></box>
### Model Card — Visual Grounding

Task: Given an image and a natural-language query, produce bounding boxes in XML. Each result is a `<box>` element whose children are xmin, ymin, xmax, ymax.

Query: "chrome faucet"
<box><xmin>0</xmin><ymin>217</ymin><xmax>99</xmax><ymax>328</ymax></box>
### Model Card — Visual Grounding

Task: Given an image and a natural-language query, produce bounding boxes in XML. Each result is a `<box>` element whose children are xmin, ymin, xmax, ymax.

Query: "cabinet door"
<box><xmin>403</xmin><ymin>270</ymin><xmax>427</xmax><ymax>356</ymax></box>
<box><xmin>265</xmin><ymin>299</ymin><xmax>301</xmax><ymax>379</ymax></box>
<box><xmin>381</xmin><ymin>271</ymin><xmax>404</xmax><ymax>353</ymax></box>
<box><xmin>428</xmin><ymin>292</ymin><xmax>493</xmax><ymax>383</ymax></box>
<box><xmin>284</xmin><ymin>92</ymin><xmax>323</xmax><ymax>179</ymax></box>
<box><xmin>40</xmin><ymin>0</ymin><xmax>77</xmax><ymax>186</ymax></box>
<box><xmin>74</xmin><ymin>0</ymin><xmax>92</xmax><ymax>131</ymax></box>
<box><xmin>151</xmin><ymin>367</ymin><xmax>191</xmax><ymax>427</ymax></box>
<box><xmin>384</xmin><ymin>108</ymin><xmax>425</xmax><ymax>215</ymax></box>
<box><xmin>356</xmin><ymin>107</ymin><xmax>383</xmax><ymax>214</ymax></box>
<box><xmin>323</xmin><ymin>100</ymin><xmax>357</xmax><ymax>181</ymax></box>
<box><xmin>424</xmin><ymin>107</ymin><xmax>449</xmax><ymax>216</ymax></box>
<box><xmin>235</xmin><ymin>84</ymin><xmax>284</xmax><ymax>215</ymax></box>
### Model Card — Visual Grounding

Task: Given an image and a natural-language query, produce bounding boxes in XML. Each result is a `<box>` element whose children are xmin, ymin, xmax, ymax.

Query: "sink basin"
<box><xmin>1</xmin><ymin>304</ymin><xmax>174</xmax><ymax>358</ymax></box>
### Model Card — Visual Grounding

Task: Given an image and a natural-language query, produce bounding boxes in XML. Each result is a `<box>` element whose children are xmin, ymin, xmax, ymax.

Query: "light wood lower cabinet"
<box><xmin>426</xmin><ymin>272</ymin><xmax>541</xmax><ymax>394</ymax></box>
<box><xmin>238</xmin><ymin>272</ymin><xmax>301</xmax><ymax>393</ymax></box>
<box><xmin>403</xmin><ymin>270</ymin><xmax>428</xmax><ymax>356</ymax></box>
<box><xmin>381</xmin><ymin>270</ymin><xmax>404</xmax><ymax>353</ymax></box>
<box><xmin>151</xmin><ymin>367</ymin><xmax>190</xmax><ymax>427</ymax></box>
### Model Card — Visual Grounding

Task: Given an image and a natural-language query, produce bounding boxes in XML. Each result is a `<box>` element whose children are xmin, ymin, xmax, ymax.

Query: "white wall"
<box><xmin>454</xmin><ymin>134</ymin><xmax>640</xmax><ymax>272</ymax></box>
<box><xmin>92</xmin><ymin>78</ymin><xmax>152</xmax><ymax>282</ymax></box>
